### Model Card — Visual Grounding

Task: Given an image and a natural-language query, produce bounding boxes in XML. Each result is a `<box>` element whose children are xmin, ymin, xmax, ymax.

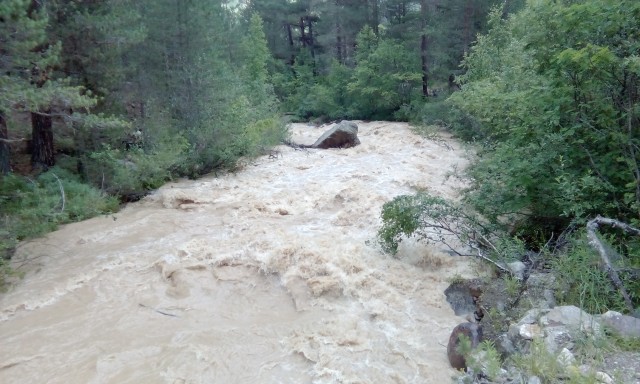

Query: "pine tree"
<box><xmin>1</xmin><ymin>0</ymin><xmax>96</xmax><ymax>170</ymax></box>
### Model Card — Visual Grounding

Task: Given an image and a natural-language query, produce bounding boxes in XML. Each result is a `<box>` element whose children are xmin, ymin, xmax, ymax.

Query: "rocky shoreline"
<box><xmin>445</xmin><ymin>273</ymin><xmax>640</xmax><ymax>383</ymax></box>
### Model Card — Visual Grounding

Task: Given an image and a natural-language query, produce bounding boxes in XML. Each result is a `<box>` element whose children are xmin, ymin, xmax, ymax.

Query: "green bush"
<box><xmin>447</xmin><ymin>1</ymin><xmax>640</xmax><ymax>239</ymax></box>
<box><xmin>1</xmin><ymin>168</ymin><xmax>118</xmax><ymax>239</ymax></box>
<box><xmin>376</xmin><ymin>192</ymin><xmax>495</xmax><ymax>256</ymax></box>
<box><xmin>87</xmin><ymin>133</ymin><xmax>188</xmax><ymax>196</ymax></box>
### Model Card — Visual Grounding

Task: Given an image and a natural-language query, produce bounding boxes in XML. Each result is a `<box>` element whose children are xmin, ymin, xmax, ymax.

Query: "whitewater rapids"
<box><xmin>1</xmin><ymin>122</ymin><xmax>472</xmax><ymax>383</ymax></box>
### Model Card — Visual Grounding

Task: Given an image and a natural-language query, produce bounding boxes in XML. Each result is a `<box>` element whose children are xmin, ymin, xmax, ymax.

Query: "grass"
<box><xmin>0</xmin><ymin>167</ymin><xmax>118</xmax><ymax>288</ymax></box>
<box><xmin>552</xmin><ymin>237</ymin><xmax>629</xmax><ymax>314</ymax></box>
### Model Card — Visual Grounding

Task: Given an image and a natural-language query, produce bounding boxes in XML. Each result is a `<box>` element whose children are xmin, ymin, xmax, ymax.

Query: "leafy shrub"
<box><xmin>448</xmin><ymin>1</ymin><xmax>640</xmax><ymax>239</ymax></box>
<box><xmin>87</xmin><ymin>134</ymin><xmax>188</xmax><ymax>196</ymax></box>
<box><xmin>376</xmin><ymin>192</ymin><xmax>494</xmax><ymax>256</ymax></box>
<box><xmin>1</xmin><ymin>168</ymin><xmax>118</xmax><ymax>239</ymax></box>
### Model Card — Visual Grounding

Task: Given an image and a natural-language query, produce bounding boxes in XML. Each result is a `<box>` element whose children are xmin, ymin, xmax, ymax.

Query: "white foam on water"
<box><xmin>0</xmin><ymin>122</ymin><xmax>474</xmax><ymax>383</ymax></box>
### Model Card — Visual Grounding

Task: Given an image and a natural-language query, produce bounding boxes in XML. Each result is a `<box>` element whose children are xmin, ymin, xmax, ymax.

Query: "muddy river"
<box><xmin>1</xmin><ymin>122</ymin><xmax>472</xmax><ymax>383</ymax></box>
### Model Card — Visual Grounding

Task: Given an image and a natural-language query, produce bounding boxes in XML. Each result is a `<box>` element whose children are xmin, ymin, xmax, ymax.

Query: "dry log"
<box><xmin>586</xmin><ymin>216</ymin><xmax>638</xmax><ymax>313</ymax></box>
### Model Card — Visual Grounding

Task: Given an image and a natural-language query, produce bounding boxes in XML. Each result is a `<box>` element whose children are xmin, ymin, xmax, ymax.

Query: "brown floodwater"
<box><xmin>1</xmin><ymin>122</ymin><xmax>472</xmax><ymax>383</ymax></box>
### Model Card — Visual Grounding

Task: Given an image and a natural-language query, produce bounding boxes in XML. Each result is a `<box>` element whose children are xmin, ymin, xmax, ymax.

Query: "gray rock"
<box><xmin>517</xmin><ymin>308</ymin><xmax>548</xmax><ymax>326</ymax></box>
<box><xmin>494</xmin><ymin>333</ymin><xmax>517</xmax><ymax>357</ymax></box>
<box><xmin>517</xmin><ymin>323</ymin><xmax>542</xmax><ymax>340</ymax></box>
<box><xmin>311</xmin><ymin>121</ymin><xmax>360</xmax><ymax>149</ymax></box>
<box><xmin>507</xmin><ymin>261</ymin><xmax>527</xmax><ymax>280</ymax></box>
<box><xmin>541</xmin><ymin>305</ymin><xmax>601</xmax><ymax>335</ymax></box>
<box><xmin>544</xmin><ymin>325</ymin><xmax>574</xmax><ymax>354</ymax></box>
<box><xmin>526</xmin><ymin>273</ymin><xmax>556</xmax><ymax>309</ymax></box>
<box><xmin>598</xmin><ymin>310</ymin><xmax>640</xmax><ymax>339</ymax></box>
<box><xmin>444</xmin><ymin>279</ymin><xmax>482</xmax><ymax>317</ymax></box>
<box><xmin>527</xmin><ymin>376</ymin><xmax>542</xmax><ymax>384</ymax></box>
<box><xmin>556</xmin><ymin>347</ymin><xmax>575</xmax><ymax>368</ymax></box>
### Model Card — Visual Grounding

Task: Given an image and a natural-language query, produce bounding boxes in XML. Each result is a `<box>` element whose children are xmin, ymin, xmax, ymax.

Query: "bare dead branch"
<box><xmin>281</xmin><ymin>139</ymin><xmax>312</xmax><ymax>151</ymax></box>
<box><xmin>586</xmin><ymin>216</ymin><xmax>638</xmax><ymax>312</ymax></box>
<box><xmin>589</xmin><ymin>216</ymin><xmax>640</xmax><ymax>236</ymax></box>
<box><xmin>51</xmin><ymin>173</ymin><xmax>65</xmax><ymax>214</ymax></box>
<box><xmin>0</xmin><ymin>137</ymin><xmax>25</xmax><ymax>143</ymax></box>
<box><xmin>468</xmin><ymin>243</ymin><xmax>511</xmax><ymax>274</ymax></box>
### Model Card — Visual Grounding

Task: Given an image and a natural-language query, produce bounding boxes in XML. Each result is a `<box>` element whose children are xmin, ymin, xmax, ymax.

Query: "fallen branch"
<box><xmin>586</xmin><ymin>216</ymin><xmax>638</xmax><ymax>313</ymax></box>
<box><xmin>51</xmin><ymin>173</ymin><xmax>65</xmax><ymax>214</ymax></box>
<box><xmin>0</xmin><ymin>137</ymin><xmax>25</xmax><ymax>143</ymax></box>
<box><xmin>138</xmin><ymin>303</ymin><xmax>179</xmax><ymax>318</ymax></box>
<box><xmin>469</xmin><ymin>243</ymin><xmax>511</xmax><ymax>274</ymax></box>
<box><xmin>281</xmin><ymin>139</ymin><xmax>312</xmax><ymax>151</ymax></box>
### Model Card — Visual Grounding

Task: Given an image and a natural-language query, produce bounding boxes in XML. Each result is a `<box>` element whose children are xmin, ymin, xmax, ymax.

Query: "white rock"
<box><xmin>541</xmin><ymin>305</ymin><xmax>601</xmax><ymax>334</ymax></box>
<box><xmin>556</xmin><ymin>347</ymin><xmax>575</xmax><ymax>368</ymax></box>
<box><xmin>507</xmin><ymin>261</ymin><xmax>526</xmax><ymax>280</ymax></box>
<box><xmin>595</xmin><ymin>371</ymin><xmax>613</xmax><ymax>384</ymax></box>
<box><xmin>527</xmin><ymin>376</ymin><xmax>542</xmax><ymax>384</ymax></box>
<box><xmin>519</xmin><ymin>323</ymin><xmax>542</xmax><ymax>340</ymax></box>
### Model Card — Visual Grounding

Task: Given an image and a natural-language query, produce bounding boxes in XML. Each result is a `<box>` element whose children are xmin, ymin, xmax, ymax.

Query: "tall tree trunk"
<box><xmin>335</xmin><ymin>0</ymin><xmax>343</xmax><ymax>63</ymax></box>
<box><xmin>463</xmin><ymin>0</ymin><xmax>473</xmax><ymax>50</ymax></box>
<box><xmin>365</xmin><ymin>0</ymin><xmax>370</xmax><ymax>29</ymax></box>
<box><xmin>372</xmin><ymin>0</ymin><xmax>379</xmax><ymax>36</ymax></box>
<box><xmin>420</xmin><ymin>0</ymin><xmax>429</xmax><ymax>97</ymax></box>
<box><xmin>300</xmin><ymin>17</ymin><xmax>306</xmax><ymax>48</ymax></box>
<box><xmin>29</xmin><ymin>0</ymin><xmax>55</xmax><ymax>169</ymax></box>
<box><xmin>286</xmin><ymin>23</ymin><xmax>295</xmax><ymax>66</ymax></box>
<box><xmin>336</xmin><ymin>28</ymin><xmax>343</xmax><ymax>63</ymax></box>
<box><xmin>307</xmin><ymin>16</ymin><xmax>315</xmax><ymax>60</ymax></box>
<box><xmin>0</xmin><ymin>111</ymin><xmax>10</xmax><ymax>175</ymax></box>
<box><xmin>501</xmin><ymin>0</ymin><xmax>511</xmax><ymax>19</ymax></box>
<box><xmin>31</xmin><ymin>110</ymin><xmax>55</xmax><ymax>169</ymax></box>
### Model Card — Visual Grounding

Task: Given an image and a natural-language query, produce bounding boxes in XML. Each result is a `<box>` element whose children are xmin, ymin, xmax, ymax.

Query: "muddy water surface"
<box><xmin>1</xmin><ymin>122</ymin><xmax>472</xmax><ymax>383</ymax></box>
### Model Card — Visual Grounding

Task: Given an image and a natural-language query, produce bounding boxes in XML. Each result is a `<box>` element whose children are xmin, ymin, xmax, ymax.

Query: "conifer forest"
<box><xmin>1</xmin><ymin>0</ymin><xmax>640</xmax><ymax>355</ymax></box>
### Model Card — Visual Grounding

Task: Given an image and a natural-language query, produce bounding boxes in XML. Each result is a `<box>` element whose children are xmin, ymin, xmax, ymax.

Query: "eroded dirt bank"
<box><xmin>1</xmin><ymin>122</ymin><xmax>472</xmax><ymax>383</ymax></box>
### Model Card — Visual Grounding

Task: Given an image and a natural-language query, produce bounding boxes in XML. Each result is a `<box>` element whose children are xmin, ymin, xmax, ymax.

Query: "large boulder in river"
<box><xmin>312</xmin><ymin>121</ymin><xmax>360</xmax><ymax>149</ymax></box>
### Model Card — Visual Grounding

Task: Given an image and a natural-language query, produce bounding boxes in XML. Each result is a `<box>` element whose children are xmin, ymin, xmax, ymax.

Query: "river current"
<box><xmin>1</xmin><ymin>122</ymin><xmax>471</xmax><ymax>383</ymax></box>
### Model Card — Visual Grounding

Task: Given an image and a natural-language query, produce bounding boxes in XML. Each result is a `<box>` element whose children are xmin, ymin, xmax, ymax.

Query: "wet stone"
<box><xmin>444</xmin><ymin>279</ymin><xmax>483</xmax><ymax>317</ymax></box>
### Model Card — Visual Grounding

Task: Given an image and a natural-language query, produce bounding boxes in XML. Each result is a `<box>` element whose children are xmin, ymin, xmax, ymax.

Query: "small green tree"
<box><xmin>348</xmin><ymin>26</ymin><xmax>421</xmax><ymax>119</ymax></box>
<box><xmin>0</xmin><ymin>0</ymin><xmax>103</xmax><ymax>170</ymax></box>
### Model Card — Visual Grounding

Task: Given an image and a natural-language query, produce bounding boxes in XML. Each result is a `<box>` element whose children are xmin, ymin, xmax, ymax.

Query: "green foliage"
<box><xmin>467</xmin><ymin>341</ymin><xmax>503</xmax><ymax>381</ymax></box>
<box><xmin>448</xmin><ymin>0</ymin><xmax>640</xmax><ymax>235</ymax></box>
<box><xmin>508</xmin><ymin>337</ymin><xmax>608</xmax><ymax>384</ymax></box>
<box><xmin>87</xmin><ymin>134</ymin><xmax>188</xmax><ymax>196</ymax></box>
<box><xmin>347</xmin><ymin>29</ymin><xmax>421</xmax><ymax>119</ymax></box>
<box><xmin>116</xmin><ymin>0</ymin><xmax>286</xmax><ymax>179</ymax></box>
<box><xmin>377</xmin><ymin>192</ymin><xmax>492</xmax><ymax>255</ymax></box>
<box><xmin>242</xmin><ymin>14</ymin><xmax>271</xmax><ymax>87</ymax></box>
<box><xmin>0</xmin><ymin>168</ymin><xmax>118</xmax><ymax>236</ymax></box>
<box><xmin>0</xmin><ymin>168</ymin><xmax>116</xmax><ymax>287</ymax></box>
<box><xmin>509</xmin><ymin>339</ymin><xmax>565</xmax><ymax>382</ymax></box>
<box><xmin>0</xmin><ymin>168</ymin><xmax>118</xmax><ymax>283</ymax></box>
<box><xmin>0</xmin><ymin>0</ymin><xmax>97</xmax><ymax>112</ymax></box>
<box><xmin>608</xmin><ymin>332</ymin><xmax>640</xmax><ymax>352</ymax></box>
<box><xmin>47</xmin><ymin>0</ymin><xmax>146</xmax><ymax>98</ymax></box>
